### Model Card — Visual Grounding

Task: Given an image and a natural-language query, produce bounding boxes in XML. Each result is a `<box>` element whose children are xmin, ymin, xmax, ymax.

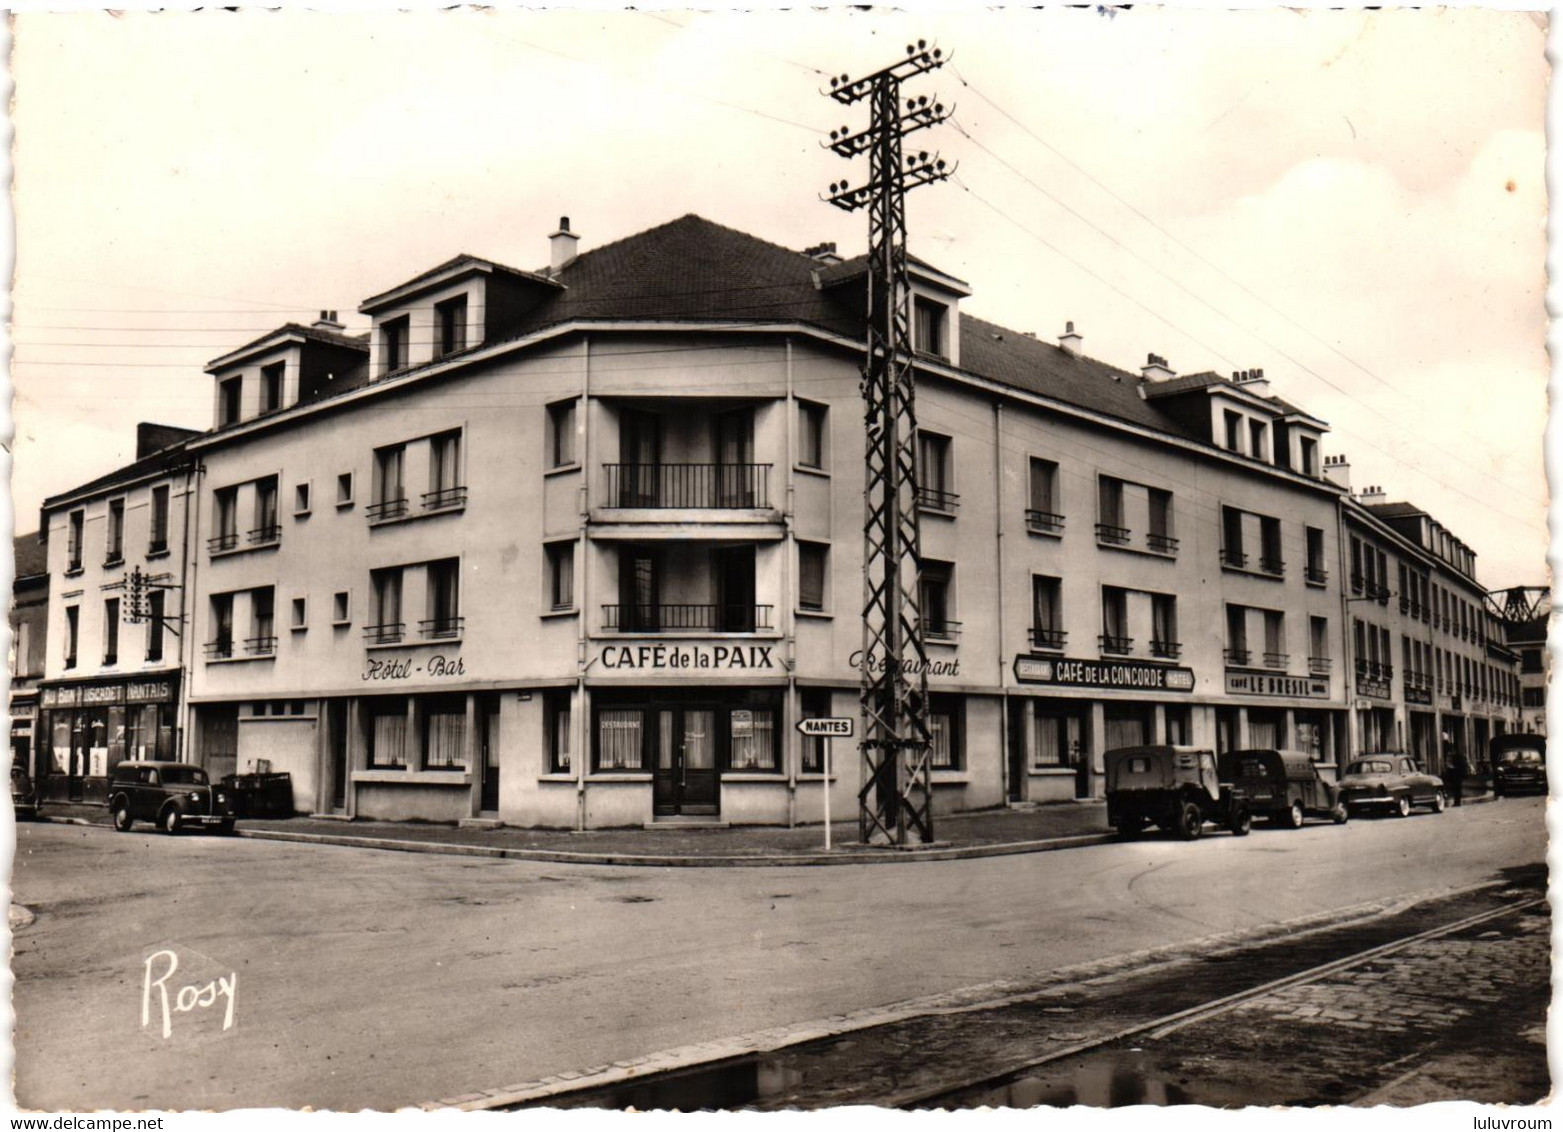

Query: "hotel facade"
<box><xmin>32</xmin><ymin>215</ymin><xmax>1522</xmax><ymax>825</ymax></box>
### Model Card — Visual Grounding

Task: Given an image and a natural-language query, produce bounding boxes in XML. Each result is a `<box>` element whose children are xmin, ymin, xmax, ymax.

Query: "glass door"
<box><xmin>652</xmin><ymin>708</ymin><xmax>721</xmax><ymax>816</ymax></box>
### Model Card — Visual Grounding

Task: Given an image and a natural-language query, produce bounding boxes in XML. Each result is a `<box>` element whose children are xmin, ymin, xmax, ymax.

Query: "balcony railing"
<box><xmin>1305</xmin><ymin>564</ymin><xmax>1329</xmax><ymax>585</ymax></box>
<box><xmin>247</xmin><ymin>524</ymin><xmax>282</xmax><ymax>546</ymax></box>
<box><xmin>1258</xmin><ymin>556</ymin><xmax>1285</xmax><ymax>576</ymax></box>
<box><xmin>367</xmin><ymin>497</ymin><xmax>410</xmax><ymax>523</ymax></box>
<box><xmin>603</xmin><ymin>464</ymin><xmax>772</xmax><ymax>509</ymax></box>
<box><xmin>1263</xmin><ymin>651</ymin><xmax>1288</xmax><ymax>669</ymax></box>
<box><xmin>1225</xmin><ymin>647</ymin><xmax>1251</xmax><ymax>666</ymax></box>
<box><xmin>1222</xmin><ymin>548</ymin><xmax>1249</xmax><ymax>569</ymax></box>
<box><xmin>1099</xmin><ymin>634</ymin><xmax>1134</xmax><ymax>655</ymax></box>
<box><xmin>602</xmin><ymin>604</ymin><xmax>775</xmax><ymax>633</ymax></box>
<box><xmin>1351</xmin><ymin>572</ymin><xmax>1365</xmax><ymax>594</ymax></box>
<box><xmin>244</xmin><ymin>635</ymin><xmax>278</xmax><ymax>656</ymax></box>
<box><xmin>1375</xmin><ymin>585</ymin><xmax>1391</xmax><ymax>606</ymax></box>
<box><xmin>419</xmin><ymin>616</ymin><xmax>464</xmax><ymax>640</ymax></box>
<box><xmin>1146</xmin><ymin>533</ymin><xmax>1179</xmax><ymax>555</ymax></box>
<box><xmin>1030</xmin><ymin>627</ymin><xmax>1067</xmax><ymax>651</ymax></box>
<box><xmin>924</xmin><ymin>618</ymin><xmax>962</xmax><ymax>642</ymax></box>
<box><xmin>1024</xmin><ymin>509</ymin><xmax>1065</xmax><ymax>535</ymax></box>
<box><xmin>917</xmin><ymin>487</ymin><xmax>961</xmax><ymax>513</ymax></box>
<box><xmin>148</xmin><ymin>538</ymin><xmax>169</xmax><ymax>555</ymax></box>
<box><xmin>104</xmin><ymin>550</ymin><xmax>124</xmax><ymax>568</ymax></box>
<box><xmin>1309</xmin><ymin>656</ymin><xmax>1333</xmax><ymax>675</ymax></box>
<box><xmin>422</xmin><ymin>486</ymin><xmax>468</xmax><ymax>512</ymax></box>
<box><xmin>1095</xmin><ymin>523</ymin><xmax>1131</xmax><ymax>546</ymax></box>
<box><xmin>208</xmin><ymin>532</ymin><xmax>239</xmax><ymax>554</ymax></box>
<box><xmin>205</xmin><ymin>637</ymin><xmax>234</xmax><ymax>661</ymax></box>
<box><xmin>363</xmin><ymin>622</ymin><xmax>406</xmax><ymax>645</ymax></box>
<box><xmin>1151</xmin><ymin>639</ymin><xmax>1182</xmax><ymax>659</ymax></box>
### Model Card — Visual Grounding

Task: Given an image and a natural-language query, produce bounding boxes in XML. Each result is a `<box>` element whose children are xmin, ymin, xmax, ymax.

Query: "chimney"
<box><xmin>1358</xmin><ymin>484</ymin><xmax>1387</xmax><ymax>505</ymax></box>
<box><xmin>1141</xmin><ymin>352</ymin><xmax>1175</xmax><ymax>381</ymax></box>
<box><xmin>1059</xmin><ymin>320</ymin><xmax>1083</xmax><ymax>357</ymax></box>
<box><xmin>1231</xmin><ymin>366</ymin><xmax>1271</xmax><ymax>397</ymax></box>
<box><xmin>312</xmin><ymin>309</ymin><xmax>345</xmax><ymax>332</ymax></box>
<box><xmin>549</xmin><ymin>216</ymin><xmax>580</xmax><ymax>274</ymax></box>
<box><xmin>803</xmin><ymin>241</ymin><xmax>843</xmax><ymax>265</ymax></box>
<box><xmin>1322</xmin><ymin>455</ymin><xmax>1352</xmax><ymax>492</ymax></box>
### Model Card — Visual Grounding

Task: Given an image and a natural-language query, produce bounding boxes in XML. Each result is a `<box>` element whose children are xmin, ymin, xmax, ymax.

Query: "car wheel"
<box><xmin>1394</xmin><ymin>794</ymin><xmax>1412</xmax><ymax>818</ymax></box>
<box><xmin>1431</xmin><ymin>790</ymin><xmax>1447</xmax><ymax>813</ymax></box>
<box><xmin>1331</xmin><ymin>802</ymin><xmax>1349</xmax><ymax>824</ymax></box>
<box><xmin>218</xmin><ymin>820</ymin><xmax>236</xmax><ymax>836</ymax></box>
<box><xmin>112</xmin><ymin>802</ymin><xmax>133</xmax><ymax>832</ymax></box>
<box><xmin>1283</xmin><ymin>800</ymin><xmax>1305</xmax><ymax>829</ymax></box>
<box><xmin>1175</xmin><ymin>801</ymin><xmax>1204</xmax><ymax>841</ymax></box>
<box><xmin>1230</xmin><ymin>807</ymin><xmax>1252</xmax><ymax>837</ymax></box>
<box><xmin>159</xmin><ymin>806</ymin><xmax>182</xmax><ymax>835</ymax></box>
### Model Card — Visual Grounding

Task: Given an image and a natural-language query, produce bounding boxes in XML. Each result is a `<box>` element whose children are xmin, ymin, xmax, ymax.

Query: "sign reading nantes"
<box><xmin>1013</xmin><ymin>656</ymin><xmax>1194</xmax><ymax>693</ymax></box>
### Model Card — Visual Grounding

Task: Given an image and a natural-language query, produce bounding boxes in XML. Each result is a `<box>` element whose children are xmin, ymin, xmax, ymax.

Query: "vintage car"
<box><xmin>11</xmin><ymin>763</ymin><xmax>39</xmax><ymax>821</ymax></box>
<box><xmin>1217</xmin><ymin>748</ymin><xmax>1347</xmax><ymax>828</ymax></box>
<box><xmin>108</xmin><ymin>760</ymin><xmax>236</xmax><ymax>835</ymax></box>
<box><xmin>1490</xmin><ymin>734</ymin><xmax>1547</xmax><ymax>797</ymax></box>
<box><xmin>1337</xmin><ymin>754</ymin><xmax>1445</xmax><ymax>817</ymax></box>
<box><xmin>1105</xmin><ymin>745</ymin><xmax>1252</xmax><ymax>840</ymax></box>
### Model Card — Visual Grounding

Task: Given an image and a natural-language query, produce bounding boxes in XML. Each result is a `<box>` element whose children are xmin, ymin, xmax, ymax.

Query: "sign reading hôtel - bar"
<box><xmin>1013</xmin><ymin>656</ymin><xmax>1195</xmax><ymax>693</ymax></box>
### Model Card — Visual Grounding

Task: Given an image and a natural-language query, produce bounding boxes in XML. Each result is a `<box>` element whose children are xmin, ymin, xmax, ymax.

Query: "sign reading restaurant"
<box><xmin>1224</xmin><ymin>671</ymin><xmax>1330</xmax><ymax>699</ymax></box>
<box><xmin>1013</xmin><ymin>656</ymin><xmax>1195</xmax><ymax>693</ymax></box>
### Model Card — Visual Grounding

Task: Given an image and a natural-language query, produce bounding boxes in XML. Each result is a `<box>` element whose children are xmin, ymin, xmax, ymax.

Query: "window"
<box><xmin>1351</xmin><ymin>537</ymin><xmax>1365</xmax><ymax>593</ymax></box>
<box><xmin>425</xmin><ymin>558</ymin><xmax>461</xmax><ymax>638</ymax></box>
<box><xmin>291</xmin><ymin>597</ymin><xmax>307</xmax><ymax>631</ymax></box>
<box><xmin>1300</xmin><ymin>436</ymin><xmax>1318</xmax><ymax>476</ymax></box>
<box><xmin>64</xmin><ymin>606</ymin><xmax>79</xmax><ymax>669</ymax></box>
<box><xmin>1523</xmin><ymin>687</ymin><xmax>1546</xmax><ymax>708</ymax></box>
<box><xmin>434</xmin><ymin>296</ymin><xmax>468</xmax><ymax>358</ymax></box>
<box><xmin>67</xmin><ymin>510</ymin><xmax>84</xmax><ymax>572</ymax></box>
<box><xmin>798</xmin><ymin>542</ymin><xmax>828</xmax><ymax>612</ymax></box>
<box><xmin>337</xmin><ymin>472</ymin><xmax>355</xmax><ymax>507</ymax></box>
<box><xmin>1248</xmin><ymin>419</ymin><xmax>1267</xmax><ymax>462</ymax></box>
<box><xmin>1223</xmin><ymin>410</ymin><xmax>1243</xmax><ymax>452</ymax></box>
<box><xmin>1226</xmin><ymin>605</ymin><xmax>1249</xmax><ymax>665</ymax></box>
<box><xmin>1151</xmin><ymin>594</ymin><xmax>1179</xmax><ymax>658</ymax></box>
<box><xmin>798</xmin><ymin>402</ymin><xmax>828</xmax><ymax>470</ymax></box>
<box><xmin>1096</xmin><ymin>477</ymin><xmax>1128</xmax><ymax>544</ymax></box>
<box><xmin>366</xmin><ymin>698</ymin><xmax>408</xmax><ymax>768</ymax></box>
<box><xmin>381</xmin><ymin>316</ymin><xmax>409</xmax><ymax>374</ymax></box>
<box><xmin>249</xmin><ymin>588</ymin><xmax>276</xmax><ymax>655</ymax></box>
<box><xmin>146</xmin><ymin>591</ymin><xmax>166</xmax><ymax>663</ymax></box>
<box><xmin>103</xmin><ymin>599</ymin><xmax>120</xmax><ymax>665</ymax></box>
<box><xmin>1100</xmin><ymin>586</ymin><xmax>1130</xmax><ymax>654</ymax></box>
<box><xmin>369</xmin><ymin>568</ymin><xmax>403</xmax><ymax>643</ymax></box>
<box><xmin>149</xmin><ymin>486</ymin><xmax>170</xmax><ymax>553</ymax></box>
<box><xmin>546</xmin><ymin>542</ymin><xmax>575</xmax><ymax>612</ymax></box>
<box><xmin>294</xmin><ymin>483</ymin><xmax>311</xmax><ymax>516</ymax></box>
<box><xmin>1219</xmin><ymin>506</ymin><xmax>1245</xmax><ymax>568</ymax></box>
<box><xmin>332</xmin><ymin>591</ymin><xmax>351</xmax><ymax>626</ymax></box>
<box><xmin>927</xmin><ymin>695</ymin><xmax>962</xmax><ymax>769</ymax></box>
<box><xmin>260</xmin><ymin>363</ymin><xmax>284</xmax><ymax>413</ymax></box>
<box><xmin>916</xmin><ymin>432</ymin><xmax>955</xmax><ymax>511</ymax></box>
<box><xmin>1305</xmin><ymin>527</ymin><xmax>1327</xmax><ymax>583</ymax></box>
<box><xmin>729</xmin><ymin>708</ymin><xmax>777</xmax><ymax>771</ymax></box>
<box><xmin>13</xmin><ymin>620</ymin><xmax>29</xmax><ymax>678</ymax></box>
<box><xmin>913</xmin><ymin>297</ymin><xmax>947</xmax><ymax>357</ymax></box>
<box><xmin>1031</xmin><ymin>576</ymin><xmax>1063</xmax><ymax>650</ymax></box>
<box><xmin>919</xmin><ymin>560</ymin><xmax>956</xmax><ymax>640</ymax></box>
<box><xmin>371</xmin><ymin>444</ymin><xmax>407</xmax><ymax>521</ymax></box>
<box><xmin>1027</xmin><ymin>458</ymin><xmax>1062</xmax><ymax>533</ymax></box>
<box><xmin>209</xmin><ymin>593</ymin><xmax>234</xmax><ymax>659</ymax></box>
<box><xmin>546</xmin><ymin>692</ymin><xmax>573</xmax><ymax>773</ymax></box>
<box><xmin>1309</xmin><ymin>616</ymin><xmax>1330</xmax><ymax>673</ymax></box>
<box><xmin>1263</xmin><ymin>611</ymin><xmax>1286</xmax><ymax>668</ymax></box>
<box><xmin>548</xmin><ymin>400</ymin><xmax>577</xmax><ymax>468</ymax></box>
<box><xmin>596</xmin><ymin>708</ymin><xmax>645</xmax><ymax>771</ymax></box>
<box><xmin>1258</xmin><ymin>517</ymin><xmax>1283</xmax><ymax>575</ymax></box>
<box><xmin>252</xmin><ymin>477</ymin><xmax>280</xmax><ymax>544</ymax></box>
<box><xmin>212</xmin><ymin>487</ymin><xmax>239</xmax><ymax>553</ymax></box>
<box><xmin>215</xmin><ymin>377</ymin><xmax>244</xmax><ymax>427</ymax></box>
<box><xmin>105</xmin><ymin>498</ymin><xmax>125</xmax><ymax>564</ymax></box>
<box><xmin>1522</xmin><ymin>648</ymin><xmax>1543</xmax><ymax>674</ymax></box>
<box><xmin>427</xmin><ymin>431</ymin><xmax>465</xmax><ymax>510</ymax></box>
<box><xmin>1147</xmin><ymin>489</ymin><xmax>1175</xmax><ymax>554</ymax></box>
<box><xmin>422</xmin><ymin>695</ymin><xmax>467</xmax><ymax>769</ymax></box>
<box><xmin>800</xmin><ymin>689</ymin><xmax>832</xmax><ymax>773</ymax></box>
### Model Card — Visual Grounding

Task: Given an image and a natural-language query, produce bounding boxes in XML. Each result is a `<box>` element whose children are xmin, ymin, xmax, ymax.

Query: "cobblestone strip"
<box><xmin>426</xmin><ymin>879</ymin><xmax>1505</xmax><ymax>1111</ymax></box>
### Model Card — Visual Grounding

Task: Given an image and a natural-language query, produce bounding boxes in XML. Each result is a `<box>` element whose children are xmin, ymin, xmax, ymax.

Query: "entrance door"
<box><xmin>1007</xmin><ymin>700</ymin><xmax>1027</xmax><ymax>802</ymax></box>
<box><xmin>712</xmin><ymin>545</ymin><xmax>756</xmax><ymax>632</ymax></box>
<box><xmin>327</xmin><ymin>701</ymin><xmax>348</xmax><ymax>812</ymax></box>
<box><xmin>479</xmin><ymin>697</ymin><xmax>500</xmax><ymax>813</ymax></box>
<box><xmin>653</xmin><ymin>708</ymin><xmax>720</xmax><ymax>816</ymax></box>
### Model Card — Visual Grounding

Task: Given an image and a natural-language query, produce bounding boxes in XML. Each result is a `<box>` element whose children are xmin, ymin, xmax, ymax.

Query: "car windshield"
<box><xmin>1348</xmin><ymin>760</ymin><xmax>1395</xmax><ymax>775</ymax></box>
<box><xmin>161</xmin><ymin>766</ymin><xmax>208</xmax><ymax>786</ymax></box>
<box><xmin>1499</xmin><ymin>750</ymin><xmax>1544</xmax><ymax>767</ymax></box>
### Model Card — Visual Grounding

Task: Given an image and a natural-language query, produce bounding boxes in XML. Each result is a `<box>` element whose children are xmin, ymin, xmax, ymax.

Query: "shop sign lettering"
<box><xmin>1013</xmin><ymin>655</ymin><xmax>1193</xmax><ymax>692</ymax></box>
<box><xmin>362</xmin><ymin>654</ymin><xmax>465</xmax><ymax>681</ymax></box>
<box><xmin>126</xmin><ymin>679</ymin><xmax>175</xmax><ymax>705</ymax></box>
<box><xmin>1356</xmin><ymin>675</ymin><xmax>1391</xmax><ymax>700</ymax></box>
<box><xmin>1225</xmin><ymin>672</ymin><xmax>1330</xmax><ymax>699</ymax></box>
<box><xmin>1405</xmin><ymin>685</ymin><xmax>1433</xmax><ymax>706</ymax></box>
<box><xmin>596</xmin><ymin>644</ymin><xmax>779</xmax><ymax>672</ymax></box>
<box><xmin>851</xmin><ymin>650</ymin><xmax>961</xmax><ymax>677</ymax></box>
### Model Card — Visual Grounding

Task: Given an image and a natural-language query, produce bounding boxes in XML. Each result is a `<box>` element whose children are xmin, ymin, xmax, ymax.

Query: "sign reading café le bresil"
<box><xmin>1013</xmin><ymin>655</ymin><xmax>1195</xmax><ymax>693</ymax></box>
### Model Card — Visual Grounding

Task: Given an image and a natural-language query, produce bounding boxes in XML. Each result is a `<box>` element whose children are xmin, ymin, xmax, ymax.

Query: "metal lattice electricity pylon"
<box><xmin>822</xmin><ymin>41</ymin><xmax>954</xmax><ymax>846</ymax></box>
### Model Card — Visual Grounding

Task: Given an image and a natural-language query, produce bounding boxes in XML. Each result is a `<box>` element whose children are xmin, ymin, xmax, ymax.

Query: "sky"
<box><xmin>7</xmin><ymin>7</ymin><xmax>1550</xmax><ymax>588</ymax></box>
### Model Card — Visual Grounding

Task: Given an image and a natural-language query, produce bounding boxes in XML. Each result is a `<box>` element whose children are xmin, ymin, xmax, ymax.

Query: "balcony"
<box><xmin>1096</xmin><ymin>523</ymin><xmax>1131</xmax><ymax>547</ymax></box>
<box><xmin>205</xmin><ymin>638</ymin><xmax>234</xmax><ymax>661</ymax></box>
<box><xmin>924</xmin><ymin>618</ymin><xmax>962</xmax><ymax>643</ymax></box>
<box><xmin>366</xmin><ymin>497</ymin><xmax>410</xmax><ymax>524</ymax></box>
<box><xmin>601</xmin><ymin>604</ymin><xmax>774</xmax><ymax>634</ymax></box>
<box><xmin>419</xmin><ymin>616</ymin><xmax>464</xmax><ymax>640</ymax></box>
<box><xmin>148</xmin><ymin>538</ymin><xmax>169</xmax><ymax>556</ymax></box>
<box><xmin>1258</xmin><ymin>556</ymin><xmax>1285</xmax><ymax>577</ymax></box>
<box><xmin>247</xmin><ymin>524</ymin><xmax>282</xmax><ymax>547</ymax></box>
<box><xmin>1024</xmin><ymin>509</ymin><xmax>1065</xmax><ymax>535</ymax></box>
<box><xmin>1305</xmin><ymin>564</ymin><xmax>1329</xmax><ymax>585</ymax></box>
<box><xmin>363</xmin><ymin>622</ymin><xmax>406</xmax><ymax>645</ymax></box>
<box><xmin>1309</xmin><ymin>656</ymin><xmax>1333</xmax><ymax>675</ymax></box>
<box><xmin>1221</xmin><ymin>548</ymin><xmax>1249</xmax><ymax>569</ymax></box>
<box><xmin>604</xmin><ymin>464</ymin><xmax>772</xmax><ymax>509</ymax></box>
<box><xmin>1146</xmin><ymin>533</ymin><xmax>1179</xmax><ymax>556</ymax></box>
<box><xmin>244</xmin><ymin>635</ymin><xmax>278</xmax><ymax>656</ymax></box>
<box><xmin>208</xmin><ymin>532</ymin><xmax>239</xmax><ymax>554</ymax></box>
<box><xmin>1224</xmin><ymin>647</ymin><xmax>1251</xmax><ymax>666</ymax></box>
<box><xmin>1263</xmin><ymin>651</ymin><xmax>1288</xmax><ymax>669</ymax></box>
<box><xmin>103</xmin><ymin>551</ymin><xmax>125</xmax><ymax>569</ymax></box>
<box><xmin>1151</xmin><ymin>639</ymin><xmax>1182</xmax><ymax>659</ymax></box>
<box><xmin>1099</xmin><ymin>634</ymin><xmax>1134</xmax><ymax>656</ymax></box>
<box><xmin>1030</xmin><ymin>627</ymin><xmax>1067</xmax><ymax>651</ymax></box>
<box><xmin>422</xmin><ymin>486</ymin><xmax>468</xmax><ymax>513</ymax></box>
<box><xmin>917</xmin><ymin>486</ymin><xmax>960</xmax><ymax>514</ymax></box>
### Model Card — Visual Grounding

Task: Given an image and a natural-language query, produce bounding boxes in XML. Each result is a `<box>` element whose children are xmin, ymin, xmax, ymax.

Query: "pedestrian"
<box><xmin>1445</xmin><ymin>749</ymin><xmax>1468</xmax><ymax>806</ymax></box>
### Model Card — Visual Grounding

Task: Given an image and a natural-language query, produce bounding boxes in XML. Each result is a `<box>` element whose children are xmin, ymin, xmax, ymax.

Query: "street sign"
<box><xmin>797</xmin><ymin>717</ymin><xmax>854</xmax><ymax>738</ymax></box>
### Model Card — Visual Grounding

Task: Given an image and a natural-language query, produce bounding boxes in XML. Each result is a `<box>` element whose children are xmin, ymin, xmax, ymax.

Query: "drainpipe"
<box><xmin>784</xmin><ymin>337</ymin><xmax>797</xmax><ymax>828</ymax></box>
<box><xmin>1336</xmin><ymin>496</ymin><xmax>1356</xmax><ymax>766</ymax></box>
<box><xmin>576</xmin><ymin>336</ymin><xmax>591</xmax><ymax>832</ymax></box>
<box><xmin>179</xmin><ymin>460</ymin><xmax>203</xmax><ymax>763</ymax></box>
<box><xmin>993</xmin><ymin>402</ymin><xmax>1010</xmax><ymax>804</ymax></box>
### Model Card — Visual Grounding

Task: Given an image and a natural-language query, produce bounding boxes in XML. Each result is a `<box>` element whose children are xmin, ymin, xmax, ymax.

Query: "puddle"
<box><xmin>542</xmin><ymin>1057</ymin><xmax>802</xmax><ymax>1111</ymax></box>
<box><xmin>931</xmin><ymin>1047</ymin><xmax>1200</xmax><ymax>1108</ymax></box>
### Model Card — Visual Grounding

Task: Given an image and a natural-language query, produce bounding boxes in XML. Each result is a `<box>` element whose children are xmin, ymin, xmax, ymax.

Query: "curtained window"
<box><xmin>597</xmin><ymin>710</ymin><xmax>644</xmax><ymax>771</ymax></box>
<box><xmin>423</xmin><ymin>696</ymin><xmax>467</xmax><ymax>769</ymax></box>
<box><xmin>729</xmin><ymin>709</ymin><xmax>777</xmax><ymax>771</ymax></box>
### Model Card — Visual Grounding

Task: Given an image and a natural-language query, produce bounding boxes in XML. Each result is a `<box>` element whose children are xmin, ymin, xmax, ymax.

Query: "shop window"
<box><xmin>64</xmin><ymin>605</ymin><xmax>79</xmax><ymax>668</ymax></box>
<box><xmin>546</xmin><ymin>692</ymin><xmax>572</xmax><ymax>773</ymax></box>
<box><xmin>596</xmin><ymin>708</ymin><xmax>645</xmax><ymax>771</ymax></box>
<box><xmin>800</xmin><ymin>689</ymin><xmax>832</xmax><ymax>773</ymax></box>
<box><xmin>798</xmin><ymin>401</ymin><xmax>828</xmax><ymax>470</ymax></box>
<box><xmin>366</xmin><ymin>698</ymin><xmax>409</xmax><ymax>768</ymax></box>
<box><xmin>103</xmin><ymin>598</ymin><xmax>120</xmax><ymax>666</ymax></box>
<box><xmin>422</xmin><ymin>695</ymin><xmax>467</xmax><ymax>769</ymax></box>
<box><xmin>1032</xmin><ymin>706</ymin><xmax>1066</xmax><ymax>768</ymax></box>
<box><xmin>260</xmin><ymin>363</ymin><xmax>284</xmax><ymax>413</ymax></box>
<box><xmin>105</xmin><ymin>498</ymin><xmax>125</xmax><ymax>565</ymax></box>
<box><xmin>729</xmin><ymin>708</ymin><xmax>777</xmax><ymax>771</ymax></box>
<box><xmin>798</xmin><ymin>542</ymin><xmax>828</xmax><ymax>612</ymax></box>
<box><xmin>146</xmin><ymin>591</ymin><xmax>166</xmax><ymax>663</ymax></box>
<box><xmin>434</xmin><ymin>295</ymin><xmax>468</xmax><ymax>359</ymax></box>
<box><xmin>546</xmin><ymin>542</ymin><xmax>575</xmax><ymax>612</ymax></box>
<box><xmin>928</xmin><ymin>695</ymin><xmax>962</xmax><ymax>770</ymax></box>
<box><xmin>67</xmin><ymin>510</ymin><xmax>84</xmax><ymax>572</ymax></box>
<box><xmin>381</xmin><ymin>316</ymin><xmax>409</xmax><ymax>375</ymax></box>
<box><xmin>548</xmin><ymin>400</ymin><xmax>577</xmax><ymax>468</ymax></box>
<box><xmin>149</xmin><ymin>485</ymin><xmax>171</xmax><ymax>553</ymax></box>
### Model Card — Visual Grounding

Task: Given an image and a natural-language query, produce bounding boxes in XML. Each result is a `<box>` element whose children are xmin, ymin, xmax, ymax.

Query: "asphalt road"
<box><xmin>10</xmin><ymin>796</ymin><xmax>1546</xmax><ymax>1111</ymax></box>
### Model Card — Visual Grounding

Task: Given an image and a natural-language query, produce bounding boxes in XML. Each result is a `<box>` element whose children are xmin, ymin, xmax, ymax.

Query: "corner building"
<box><xmin>180</xmin><ymin>214</ymin><xmax>1453</xmax><ymax>827</ymax></box>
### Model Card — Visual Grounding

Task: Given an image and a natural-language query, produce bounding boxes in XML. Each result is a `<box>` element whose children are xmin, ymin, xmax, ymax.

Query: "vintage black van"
<box><xmin>1218</xmin><ymin>749</ymin><xmax>1347</xmax><ymax>828</ymax></box>
<box><xmin>1490</xmin><ymin>734</ymin><xmax>1547</xmax><ymax>797</ymax></box>
<box><xmin>1104</xmin><ymin>745</ymin><xmax>1251</xmax><ymax>841</ymax></box>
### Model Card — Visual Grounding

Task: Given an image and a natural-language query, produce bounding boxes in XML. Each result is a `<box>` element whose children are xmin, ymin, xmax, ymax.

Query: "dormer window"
<box><xmin>1299</xmin><ymin>436</ymin><xmax>1318</xmax><ymax>477</ymax></box>
<box><xmin>382</xmin><ymin>316</ymin><xmax>409</xmax><ymax>375</ymax></box>
<box><xmin>260</xmin><ymin>363</ymin><xmax>284</xmax><ymax>413</ymax></box>
<box><xmin>914</xmin><ymin>297</ymin><xmax>947</xmax><ymax>359</ymax></box>
<box><xmin>219</xmin><ymin>377</ymin><xmax>242</xmax><ymax>427</ymax></box>
<box><xmin>1248</xmin><ymin>419</ymin><xmax>1267</xmax><ymax>462</ymax></box>
<box><xmin>1223</xmin><ymin>410</ymin><xmax>1242</xmax><ymax>452</ymax></box>
<box><xmin>435</xmin><ymin>296</ymin><xmax>468</xmax><ymax>359</ymax></box>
